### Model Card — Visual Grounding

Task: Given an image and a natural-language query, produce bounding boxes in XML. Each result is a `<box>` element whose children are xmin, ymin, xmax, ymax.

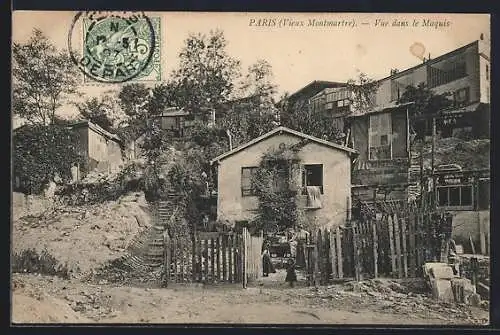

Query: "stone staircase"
<box><xmin>97</xmin><ymin>193</ymin><xmax>185</xmax><ymax>283</ymax></box>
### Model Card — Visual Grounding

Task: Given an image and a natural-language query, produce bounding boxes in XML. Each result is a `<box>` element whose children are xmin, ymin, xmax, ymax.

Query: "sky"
<box><xmin>12</xmin><ymin>11</ymin><xmax>490</xmax><ymax>123</ymax></box>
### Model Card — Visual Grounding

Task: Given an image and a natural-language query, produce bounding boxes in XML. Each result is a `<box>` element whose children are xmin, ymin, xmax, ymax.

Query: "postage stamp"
<box><xmin>68</xmin><ymin>11</ymin><xmax>160</xmax><ymax>83</ymax></box>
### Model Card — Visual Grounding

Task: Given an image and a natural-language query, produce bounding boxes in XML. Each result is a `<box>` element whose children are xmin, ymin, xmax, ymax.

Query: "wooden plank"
<box><xmin>330</xmin><ymin>229</ymin><xmax>337</xmax><ymax>279</ymax></box>
<box><xmin>172</xmin><ymin>238</ymin><xmax>177</xmax><ymax>283</ymax></box>
<box><xmin>401</xmin><ymin>215</ymin><xmax>408</xmax><ymax>278</ymax></box>
<box><xmin>229</xmin><ymin>235</ymin><xmax>234</xmax><ymax>283</ymax></box>
<box><xmin>192</xmin><ymin>233</ymin><xmax>197</xmax><ymax>282</ymax></box>
<box><xmin>211</xmin><ymin>238</ymin><xmax>216</xmax><ymax>282</ymax></box>
<box><xmin>408</xmin><ymin>212</ymin><xmax>416</xmax><ymax>278</ymax></box>
<box><xmin>317</xmin><ymin>229</ymin><xmax>323</xmax><ymax>285</ymax></box>
<box><xmin>352</xmin><ymin>223</ymin><xmax>361</xmax><ymax>281</ymax></box>
<box><xmin>222</xmin><ymin>235</ymin><xmax>227</xmax><ymax>282</ymax></box>
<box><xmin>204</xmin><ymin>238</ymin><xmax>209</xmax><ymax>283</ymax></box>
<box><xmin>372</xmin><ymin>220</ymin><xmax>378</xmax><ymax>278</ymax></box>
<box><xmin>242</xmin><ymin>228</ymin><xmax>247</xmax><ymax>288</ymax></box>
<box><xmin>336</xmin><ymin>226</ymin><xmax>343</xmax><ymax>279</ymax></box>
<box><xmin>388</xmin><ymin>214</ymin><xmax>396</xmax><ymax>278</ymax></box>
<box><xmin>164</xmin><ymin>232</ymin><xmax>170</xmax><ymax>285</ymax></box>
<box><xmin>393</xmin><ymin>213</ymin><xmax>403</xmax><ymax>279</ymax></box>
<box><xmin>217</xmin><ymin>235</ymin><xmax>222</xmax><ymax>281</ymax></box>
<box><xmin>313</xmin><ymin>231</ymin><xmax>320</xmax><ymax>287</ymax></box>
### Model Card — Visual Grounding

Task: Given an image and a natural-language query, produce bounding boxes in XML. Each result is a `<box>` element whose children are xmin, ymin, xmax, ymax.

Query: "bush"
<box><xmin>12</xmin><ymin>248</ymin><xmax>71</xmax><ymax>279</ymax></box>
<box><xmin>13</xmin><ymin>124</ymin><xmax>83</xmax><ymax>194</ymax></box>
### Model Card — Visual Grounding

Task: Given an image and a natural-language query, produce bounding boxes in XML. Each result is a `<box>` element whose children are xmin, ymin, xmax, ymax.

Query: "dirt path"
<box><xmin>11</xmin><ymin>272</ymin><xmax>488</xmax><ymax>325</ymax></box>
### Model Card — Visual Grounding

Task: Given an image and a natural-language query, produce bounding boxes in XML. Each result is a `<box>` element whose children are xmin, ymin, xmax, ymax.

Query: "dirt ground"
<box><xmin>11</xmin><ymin>271</ymin><xmax>489</xmax><ymax>325</ymax></box>
<box><xmin>11</xmin><ymin>191</ymin><xmax>489</xmax><ymax>325</ymax></box>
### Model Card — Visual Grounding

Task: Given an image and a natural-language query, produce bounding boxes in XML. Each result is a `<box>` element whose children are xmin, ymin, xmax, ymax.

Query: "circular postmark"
<box><xmin>68</xmin><ymin>11</ymin><xmax>156</xmax><ymax>83</ymax></box>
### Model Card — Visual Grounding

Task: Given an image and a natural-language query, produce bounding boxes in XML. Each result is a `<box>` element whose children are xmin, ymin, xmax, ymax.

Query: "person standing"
<box><xmin>285</xmin><ymin>257</ymin><xmax>297</xmax><ymax>287</ymax></box>
<box><xmin>262</xmin><ymin>244</ymin><xmax>275</xmax><ymax>277</ymax></box>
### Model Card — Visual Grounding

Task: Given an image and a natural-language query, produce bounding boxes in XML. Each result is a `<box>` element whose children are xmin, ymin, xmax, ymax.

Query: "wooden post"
<box><xmin>163</xmin><ymin>231</ymin><xmax>170</xmax><ymax>286</ymax></box>
<box><xmin>346</xmin><ymin>196</ymin><xmax>352</xmax><ymax>221</ymax></box>
<box><xmin>217</xmin><ymin>235</ymin><xmax>222</xmax><ymax>281</ymax></box>
<box><xmin>401</xmin><ymin>215</ymin><xmax>408</xmax><ymax>278</ymax></box>
<box><xmin>330</xmin><ymin>229</ymin><xmax>337</xmax><ymax>279</ymax></box>
<box><xmin>408</xmin><ymin>211</ymin><xmax>416</xmax><ymax>278</ymax></box>
<box><xmin>227</xmin><ymin>235</ymin><xmax>232</xmax><ymax>283</ymax></box>
<box><xmin>192</xmin><ymin>231</ymin><xmax>197</xmax><ymax>282</ymax></box>
<box><xmin>222</xmin><ymin>235</ymin><xmax>227</xmax><ymax>282</ymax></box>
<box><xmin>352</xmin><ymin>223</ymin><xmax>361</xmax><ymax>281</ymax></box>
<box><xmin>388</xmin><ymin>214</ymin><xmax>396</xmax><ymax>277</ymax></box>
<box><xmin>242</xmin><ymin>228</ymin><xmax>247</xmax><ymax>288</ymax></box>
<box><xmin>172</xmin><ymin>238</ymin><xmax>177</xmax><ymax>283</ymax></box>
<box><xmin>393</xmin><ymin>212</ymin><xmax>403</xmax><ymax>279</ymax></box>
<box><xmin>317</xmin><ymin>229</ymin><xmax>323</xmax><ymax>285</ymax></box>
<box><xmin>372</xmin><ymin>220</ymin><xmax>378</xmax><ymax>278</ymax></box>
<box><xmin>469</xmin><ymin>235</ymin><xmax>476</xmax><ymax>255</ymax></box>
<box><xmin>211</xmin><ymin>238</ymin><xmax>216</xmax><ymax>282</ymax></box>
<box><xmin>336</xmin><ymin>226</ymin><xmax>343</xmax><ymax>279</ymax></box>
<box><xmin>313</xmin><ymin>231</ymin><xmax>320</xmax><ymax>287</ymax></box>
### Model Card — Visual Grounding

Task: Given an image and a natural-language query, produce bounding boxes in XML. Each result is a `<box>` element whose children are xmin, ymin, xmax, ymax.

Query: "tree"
<box><xmin>346</xmin><ymin>72</ymin><xmax>380</xmax><ymax>115</ymax></box>
<box><xmin>13</xmin><ymin>124</ymin><xmax>83</xmax><ymax>194</ymax></box>
<box><xmin>399</xmin><ymin>83</ymin><xmax>453</xmax><ymax>138</ymax></box>
<box><xmin>12</xmin><ymin>29</ymin><xmax>79</xmax><ymax>125</ymax></box>
<box><xmin>75</xmin><ymin>94</ymin><xmax>124</xmax><ymax>132</ymax></box>
<box><xmin>118</xmin><ymin>83</ymin><xmax>151</xmax><ymax>119</ymax></box>
<box><xmin>280</xmin><ymin>97</ymin><xmax>343</xmax><ymax>143</ymax></box>
<box><xmin>171</xmin><ymin>30</ymin><xmax>241</xmax><ymax>111</ymax></box>
<box><xmin>238</xmin><ymin>59</ymin><xmax>277</xmax><ymax>106</ymax></box>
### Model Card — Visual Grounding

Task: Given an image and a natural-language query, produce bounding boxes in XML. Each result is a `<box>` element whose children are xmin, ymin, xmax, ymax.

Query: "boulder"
<box><xmin>431</xmin><ymin>279</ymin><xmax>454</xmax><ymax>302</ymax></box>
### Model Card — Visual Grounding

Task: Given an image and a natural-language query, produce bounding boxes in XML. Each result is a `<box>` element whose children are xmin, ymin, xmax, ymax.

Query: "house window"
<box><xmin>369</xmin><ymin>113</ymin><xmax>392</xmax><ymax>160</ymax></box>
<box><xmin>301</xmin><ymin>164</ymin><xmax>323</xmax><ymax>194</ymax></box>
<box><xmin>337</xmin><ymin>99</ymin><xmax>350</xmax><ymax>108</ymax></box>
<box><xmin>486</xmin><ymin>64</ymin><xmax>489</xmax><ymax>80</ymax></box>
<box><xmin>437</xmin><ymin>185</ymin><xmax>473</xmax><ymax>209</ymax></box>
<box><xmin>453</xmin><ymin>87</ymin><xmax>470</xmax><ymax>107</ymax></box>
<box><xmin>241</xmin><ymin>167</ymin><xmax>258</xmax><ymax>196</ymax></box>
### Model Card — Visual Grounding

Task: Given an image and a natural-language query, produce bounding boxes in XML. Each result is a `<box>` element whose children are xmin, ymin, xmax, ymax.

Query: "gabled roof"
<box><xmin>210</xmin><ymin>126</ymin><xmax>357</xmax><ymax>165</ymax></box>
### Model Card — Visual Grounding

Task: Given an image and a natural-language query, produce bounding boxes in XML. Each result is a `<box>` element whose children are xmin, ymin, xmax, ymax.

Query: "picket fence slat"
<box><xmin>330</xmin><ymin>229</ymin><xmax>337</xmax><ymax>279</ymax></box>
<box><xmin>393</xmin><ymin>213</ymin><xmax>403</xmax><ymax>279</ymax></box>
<box><xmin>372</xmin><ymin>220</ymin><xmax>378</xmax><ymax>278</ymax></box>
<box><xmin>401</xmin><ymin>214</ymin><xmax>408</xmax><ymax>278</ymax></box>
<box><xmin>336</xmin><ymin>226</ymin><xmax>343</xmax><ymax>279</ymax></box>
<box><xmin>388</xmin><ymin>215</ymin><xmax>396</xmax><ymax>277</ymax></box>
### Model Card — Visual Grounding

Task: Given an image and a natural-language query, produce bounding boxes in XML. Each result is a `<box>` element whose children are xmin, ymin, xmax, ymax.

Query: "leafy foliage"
<box><xmin>399</xmin><ymin>83</ymin><xmax>453</xmax><ymax>139</ymax></box>
<box><xmin>346</xmin><ymin>72</ymin><xmax>380</xmax><ymax>115</ymax></box>
<box><xmin>251</xmin><ymin>145</ymin><xmax>303</xmax><ymax>232</ymax></box>
<box><xmin>74</xmin><ymin>94</ymin><xmax>124</xmax><ymax>131</ymax></box>
<box><xmin>118</xmin><ymin>83</ymin><xmax>151</xmax><ymax>119</ymax></box>
<box><xmin>280</xmin><ymin>98</ymin><xmax>344</xmax><ymax>143</ymax></box>
<box><xmin>170</xmin><ymin>30</ymin><xmax>241</xmax><ymax>111</ymax></box>
<box><xmin>13</xmin><ymin>124</ymin><xmax>83</xmax><ymax>194</ymax></box>
<box><xmin>12</xmin><ymin>29</ymin><xmax>79</xmax><ymax>125</ymax></box>
<box><xmin>238</xmin><ymin>59</ymin><xmax>277</xmax><ymax>106</ymax></box>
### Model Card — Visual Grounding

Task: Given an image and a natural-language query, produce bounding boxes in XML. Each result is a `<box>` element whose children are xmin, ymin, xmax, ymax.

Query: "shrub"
<box><xmin>13</xmin><ymin>124</ymin><xmax>84</xmax><ymax>194</ymax></box>
<box><xmin>12</xmin><ymin>248</ymin><xmax>71</xmax><ymax>279</ymax></box>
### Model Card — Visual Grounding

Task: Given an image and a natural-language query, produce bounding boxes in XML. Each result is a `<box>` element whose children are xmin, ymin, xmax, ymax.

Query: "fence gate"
<box><xmin>163</xmin><ymin>228</ymin><xmax>263</xmax><ymax>286</ymax></box>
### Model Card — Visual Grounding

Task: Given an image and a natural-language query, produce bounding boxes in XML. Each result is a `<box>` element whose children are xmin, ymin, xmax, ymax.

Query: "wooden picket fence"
<box><xmin>305</xmin><ymin>204</ymin><xmax>441</xmax><ymax>285</ymax></box>
<box><xmin>163</xmin><ymin>229</ymin><xmax>263</xmax><ymax>286</ymax></box>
